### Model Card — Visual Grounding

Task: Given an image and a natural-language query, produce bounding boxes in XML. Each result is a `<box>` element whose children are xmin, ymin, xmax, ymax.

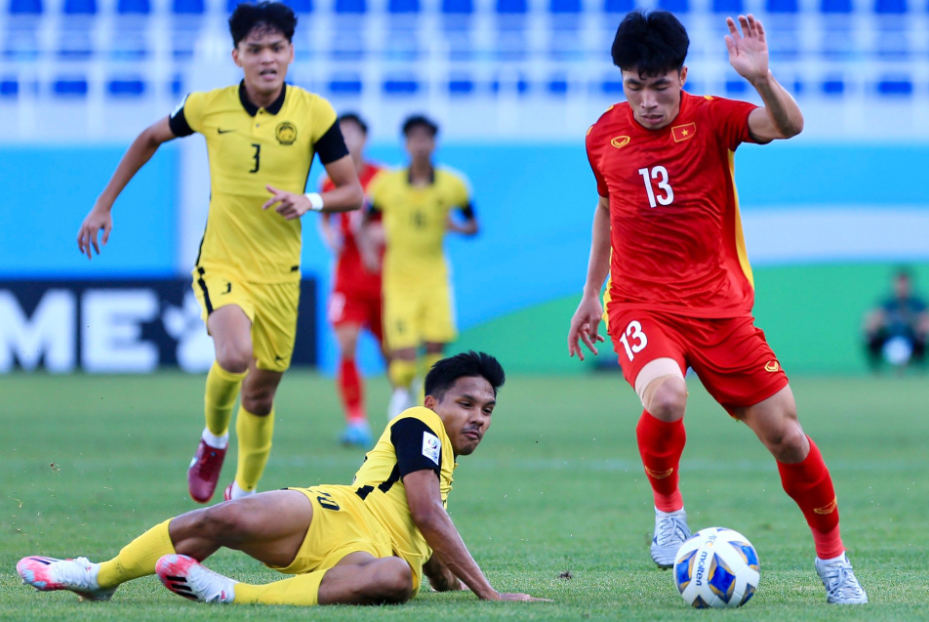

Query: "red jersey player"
<box><xmin>319</xmin><ymin>113</ymin><xmax>385</xmax><ymax>448</ymax></box>
<box><xmin>568</xmin><ymin>12</ymin><xmax>867</xmax><ymax>604</ymax></box>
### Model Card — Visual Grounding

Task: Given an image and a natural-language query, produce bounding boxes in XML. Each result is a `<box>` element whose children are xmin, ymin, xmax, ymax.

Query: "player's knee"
<box><xmin>241</xmin><ymin>388</ymin><xmax>275</xmax><ymax>416</ymax></box>
<box><xmin>189</xmin><ymin>505</ymin><xmax>247</xmax><ymax>543</ymax></box>
<box><xmin>764</xmin><ymin>418</ymin><xmax>806</xmax><ymax>462</ymax></box>
<box><xmin>647</xmin><ymin>378</ymin><xmax>687</xmax><ymax>421</ymax></box>
<box><xmin>214</xmin><ymin>343</ymin><xmax>251</xmax><ymax>374</ymax></box>
<box><xmin>371</xmin><ymin>559</ymin><xmax>413</xmax><ymax>604</ymax></box>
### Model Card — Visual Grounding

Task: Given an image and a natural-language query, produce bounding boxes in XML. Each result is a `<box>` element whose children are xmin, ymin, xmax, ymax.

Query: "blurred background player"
<box><xmin>863</xmin><ymin>268</ymin><xmax>928</xmax><ymax>372</ymax></box>
<box><xmin>367</xmin><ymin>115</ymin><xmax>479</xmax><ymax>419</ymax></box>
<box><xmin>568</xmin><ymin>11</ymin><xmax>867</xmax><ymax>604</ymax></box>
<box><xmin>318</xmin><ymin>113</ymin><xmax>386</xmax><ymax>447</ymax></box>
<box><xmin>76</xmin><ymin>2</ymin><xmax>363</xmax><ymax>503</ymax></box>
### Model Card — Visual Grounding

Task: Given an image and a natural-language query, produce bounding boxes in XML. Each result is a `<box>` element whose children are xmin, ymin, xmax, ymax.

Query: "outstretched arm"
<box><xmin>567</xmin><ymin>195</ymin><xmax>610</xmax><ymax>361</ymax></box>
<box><xmin>404</xmin><ymin>470</ymin><xmax>546</xmax><ymax>601</ymax></box>
<box><xmin>77</xmin><ymin>116</ymin><xmax>177</xmax><ymax>259</ymax></box>
<box><xmin>726</xmin><ymin>14</ymin><xmax>804</xmax><ymax>141</ymax></box>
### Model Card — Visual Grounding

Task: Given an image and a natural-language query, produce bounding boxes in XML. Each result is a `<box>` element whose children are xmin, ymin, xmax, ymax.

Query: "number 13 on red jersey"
<box><xmin>637</xmin><ymin>166</ymin><xmax>674</xmax><ymax>208</ymax></box>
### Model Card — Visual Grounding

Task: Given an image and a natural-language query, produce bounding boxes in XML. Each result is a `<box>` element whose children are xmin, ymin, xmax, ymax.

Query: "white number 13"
<box><xmin>638</xmin><ymin>166</ymin><xmax>674</xmax><ymax>208</ymax></box>
<box><xmin>618</xmin><ymin>320</ymin><xmax>648</xmax><ymax>361</ymax></box>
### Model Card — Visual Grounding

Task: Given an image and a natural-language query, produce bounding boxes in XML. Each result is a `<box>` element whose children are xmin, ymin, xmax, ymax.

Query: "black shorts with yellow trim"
<box><xmin>191</xmin><ymin>267</ymin><xmax>299</xmax><ymax>372</ymax></box>
<box><xmin>275</xmin><ymin>485</ymin><xmax>422</xmax><ymax>595</ymax></box>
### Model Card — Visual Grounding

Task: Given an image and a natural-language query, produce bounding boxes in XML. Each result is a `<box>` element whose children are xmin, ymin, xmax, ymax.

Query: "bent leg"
<box><xmin>97</xmin><ymin>490</ymin><xmax>312</xmax><ymax>590</ymax></box>
<box><xmin>334</xmin><ymin>323</ymin><xmax>366</xmax><ymax>424</ymax></box>
<box><xmin>203</xmin><ymin>305</ymin><xmax>252</xmax><ymax>439</ymax></box>
<box><xmin>732</xmin><ymin>386</ymin><xmax>844</xmax><ymax>559</ymax></box>
<box><xmin>235</xmin><ymin>552</ymin><xmax>413</xmax><ymax>607</ymax></box>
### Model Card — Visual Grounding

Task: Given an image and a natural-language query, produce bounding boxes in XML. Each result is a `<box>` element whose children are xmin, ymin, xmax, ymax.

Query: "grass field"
<box><xmin>2</xmin><ymin>371</ymin><xmax>928</xmax><ymax>620</ymax></box>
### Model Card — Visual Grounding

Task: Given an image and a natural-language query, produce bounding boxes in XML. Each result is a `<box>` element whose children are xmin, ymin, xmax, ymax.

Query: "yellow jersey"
<box><xmin>368</xmin><ymin>167</ymin><xmax>472</xmax><ymax>288</ymax></box>
<box><xmin>169</xmin><ymin>82</ymin><xmax>347</xmax><ymax>283</ymax></box>
<box><xmin>350</xmin><ymin>407</ymin><xmax>456</xmax><ymax>574</ymax></box>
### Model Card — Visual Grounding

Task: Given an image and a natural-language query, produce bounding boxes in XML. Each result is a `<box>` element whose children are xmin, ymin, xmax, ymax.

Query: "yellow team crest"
<box><xmin>610</xmin><ymin>135</ymin><xmax>631</xmax><ymax>149</ymax></box>
<box><xmin>764</xmin><ymin>360</ymin><xmax>780</xmax><ymax>373</ymax></box>
<box><xmin>275</xmin><ymin>121</ymin><xmax>297</xmax><ymax>145</ymax></box>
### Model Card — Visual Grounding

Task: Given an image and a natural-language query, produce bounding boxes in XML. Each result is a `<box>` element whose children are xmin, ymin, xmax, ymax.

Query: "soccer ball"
<box><xmin>672</xmin><ymin>527</ymin><xmax>760</xmax><ymax>609</ymax></box>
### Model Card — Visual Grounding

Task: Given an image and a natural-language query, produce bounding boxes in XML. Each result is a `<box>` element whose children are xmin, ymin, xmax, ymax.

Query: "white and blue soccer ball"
<box><xmin>672</xmin><ymin>527</ymin><xmax>760</xmax><ymax>609</ymax></box>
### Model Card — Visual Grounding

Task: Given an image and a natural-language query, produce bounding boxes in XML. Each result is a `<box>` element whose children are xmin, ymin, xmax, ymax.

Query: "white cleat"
<box><xmin>387</xmin><ymin>387</ymin><xmax>413</xmax><ymax>420</ymax></box>
<box><xmin>816</xmin><ymin>554</ymin><xmax>868</xmax><ymax>604</ymax></box>
<box><xmin>156</xmin><ymin>554</ymin><xmax>236</xmax><ymax>604</ymax></box>
<box><xmin>650</xmin><ymin>508</ymin><xmax>691</xmax><ymax>569</ymax></box>
<box><xmin>16</xmin><ymin>555</ymin><xmax>117</xmax><ymax>601</ymax></box>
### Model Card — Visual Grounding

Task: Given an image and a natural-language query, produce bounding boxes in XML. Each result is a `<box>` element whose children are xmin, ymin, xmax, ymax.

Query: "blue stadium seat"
<box><xmin>604</xmin><ymin>0</ymin><xmax>633</xmax><ymax>11</ymax></box>
<box><xmin>283</xmin><ymin>0</ymin><xmax>312</xmax><ymax>12</ymax></box>
<box><xmin>550</xmin><ymin>0</ymin><xmax>581</xmax><ymax>13</ymax></box>
<box><xmin>227</xmin><ymin>0</ymin><xmax>244</xmax><ymax>12</ymax></box>
<box><xmin>766</xmin><ymin>0</ymin><xmax>798</xmax><ymax>12</ymax></box>
<box><xmin>172</xmin><ymin>0</ymin><xmax>203</xmax><ymax>13</ymax></box>
<box><xmin>548</xmin><ymin>78</ymin><xmax>568</xmax><ymax>95</ymax></box>
<box><xmin>389</xmin><ymin>0</ymin><xmax>419</xmax><ymax>12</ymax></box>
<box><xmin>118</xmin><ymin>0</ymin><xmax>149</xmax><ymax>13</ymax></box>
<box><xmin>491</xmin><ymin>77</ymin><xmax>529</xmax><ymax>94</ymax></box>
<box><xmin>682</xmin><ymin>80</ymin><xmax>703</xmax><ymax>93</ymax></box>
<box><xmin>725</xmin><ymin>79</ymin><xmax>748</xmax><ymax>94</ymax></box>
<box><xmin>328</xmin><ymin>76</ymin><xmax>363</xmax><ymax>95</ymax></box>
<box><xmin>383</xmin><ymin>77</ymin><xmax>419</xmax><ymax>95</ymax></box>
<box><xmin>53</xmin><ymin>78</ymin><xmax>88</xmax><ymax>96</ymax></box>
<box><xmin>877</xmin><ymin>78</ymin><xmax>912</xmax><ymax>95</ymax></box>
<box><xmin>9</xmin><ymin>0</ymin><xmax>42</xmax><ymax>14</ymax></box>
<box><xmin>874</xmin><ymin>0</ymin><xmax>906</xmax><ymax>12</ymax></box>
<box><xmin>448</xmin><ymin>77</ymin><xmax>474</xmax><ymax>95</ymax></box>
<box><xmin>1</xmin><ymin>79</ymin><xmax>18</xmax><ymax>96</ymax></box>
<box><xmin>335</xmin><ymin>0</ymin><xmax>366</xmax><ymax>13</ymax></box>
<box><xmin>600</xmin><ymin>79</ymin><xmax>623</xmax><ymax>94</ymax></box>
<box><xmin>657</xmin><ymin>0</ymin><xmax>687</xmax><ymax>12</ymax></box>
<box><xmin>820</xmin><ymin>0</ymin><xmax>852</xmax><ymax>12</ymax></box>
<box><xmin>442</xmin><ymin>0</ymin><xmax>472</xmax><ymax>13</ymax></box>
<box><xmin>496</xmin><ymin>0</ymin><xmax>526</xmax><ymax>13</ymax></box>
<box><xmin>821</xmin><ymin>78</ymin><xmax>844</xmax><ymax>94</ymax></box>
<box><xmin>108</xmin><ymin>78</ymin><xmax>146</xmax><ymax>96</ymax></box>
<box><xmin>171</xmin><ymin>75</ymin><xmax>183</xmax><ymax>96</ymax></box>
<box><xmin>712</xmin><ymin>0</ymin><xmax>741</xmax><ymax>12</ymax></box>
<box><xmin>64</xmin><ymin>0</ymin><xmax>96</xmax><ymax>15</ymax></box>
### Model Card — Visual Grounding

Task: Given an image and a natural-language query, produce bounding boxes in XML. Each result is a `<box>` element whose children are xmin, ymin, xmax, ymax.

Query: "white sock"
<box><xmin>819</xmin><ymin>552</ymin><xmax>846</xmax><ymax>564</ymax></box>
<box><xmin>201</xmin><ymin>428</ymin><xmax>229</xmax><ymax>450</ymax></box>
<box><xmin>655</xmin><ymin>506</ymin><xmax>685</xmax><ymax>516</ymax></box>
<box><xmin>229</xmin><ymin>480</ymin><xmax>255</xmax><ymax>499</ymax></box>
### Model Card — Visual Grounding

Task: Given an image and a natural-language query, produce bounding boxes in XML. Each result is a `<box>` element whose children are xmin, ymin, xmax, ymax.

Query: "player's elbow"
<box><xmin>346</xmin><ymin>183</ymin><xmax>364</xmax><ymax>211</ymax></box>
<box><xmin>410</xmin><ymin>502</ymin><xmax>445</xmax><ymax>532</ymax></box>
<box><xmin>780</xmin><ymin>115</ymin><xmax>804</xmax><ymax>139</ymax></box>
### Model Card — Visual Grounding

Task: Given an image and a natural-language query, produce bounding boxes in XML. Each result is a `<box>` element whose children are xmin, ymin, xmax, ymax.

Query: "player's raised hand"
<box><xmin>263</xmin><ymin>185</ymin><xmax>312</xmax><ymax>220</ymax></box>
<box><xmin>76</xmin><ymin>205</ymin><xmax>113</xmax><ymax>260</ymax></box>
<box><xmin>726</xmin><ymin>15</ymin><xmax>769</xmax><ymax>84</ymax></box>
<box><xmin>568</xmin><ymin>294</ymin><xmax>605</xmax><ymax>361</ymax></box>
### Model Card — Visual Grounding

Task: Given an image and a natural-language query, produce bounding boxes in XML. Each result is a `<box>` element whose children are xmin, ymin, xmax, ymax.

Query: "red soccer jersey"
<box><xmin>322</xmin><ymin>162</ymin><xmax>384</xmax><ymax>296</ymax></box>
<box><xmin>586</xmin><ymin>91</ymin><xmax>760</xmax><ymax>318</ymax></box>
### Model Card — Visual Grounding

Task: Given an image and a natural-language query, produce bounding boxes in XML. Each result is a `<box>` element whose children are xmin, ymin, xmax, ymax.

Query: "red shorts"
<box><xmin>328</xmin><ymin>289</ymin><xmax>384</xmax><ymax>346</ymax></box>
<box><xmin>605</xmin><ymin>307</ymin><xmax>789</xmax><ymax>412</ymax></box>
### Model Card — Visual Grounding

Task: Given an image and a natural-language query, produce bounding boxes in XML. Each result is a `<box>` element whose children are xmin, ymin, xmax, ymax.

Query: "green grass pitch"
<box><xmin>2</xmin><ymin>371</ymin><xmax>928</xmax><ymax>620</ymax></box>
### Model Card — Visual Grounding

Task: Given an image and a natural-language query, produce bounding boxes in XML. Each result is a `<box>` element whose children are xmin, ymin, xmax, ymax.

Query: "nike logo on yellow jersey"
<box><xmin>217</xmin><ymin>128</ymin><xmax>234</xmax><ymax>134</ymax></box>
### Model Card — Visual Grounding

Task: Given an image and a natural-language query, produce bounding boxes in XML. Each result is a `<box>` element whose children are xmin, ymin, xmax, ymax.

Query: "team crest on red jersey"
<box><xmin>610</xmin><ymin>135</ymin><xmax>631</xmax><ymax>149</ymax></box>
<box><xmin>671</xmin><ymin>122</ymin><xmax>696</xmax><ymax>143</ymax></box>
<box><xmin>764</xmin><ymin>360</ymin><xmax>780</xmax><ymax>372</ymax></box>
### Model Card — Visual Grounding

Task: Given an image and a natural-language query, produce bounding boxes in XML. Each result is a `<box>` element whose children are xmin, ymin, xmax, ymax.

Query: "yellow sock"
<box><xmin>96</xmin><ymin>519</ymin><xmax>175</xmax><ymax>589</ymax></box>
<box><xmin>420</xmin><ymin>353</ymin><xmax>443</xmax><ymax>404</ymax></box>
<box><xmin>205</xmin><ymin>361</ymin><xmax>246</xmax><ymax>436</ymax></box>
<box><xmin>389</xmin><ymin>359</ymin><xmax>416</xmax><ymax>390</ymax></box>
<box><xmin>234</xmin><ymin>570</ymin><xmax>326</xmax><ymax>606</ymax></box>
<box><xmin>234</xmin><ymin>406</ymin><xmax>275</xmax><ymax>492</ymax></box>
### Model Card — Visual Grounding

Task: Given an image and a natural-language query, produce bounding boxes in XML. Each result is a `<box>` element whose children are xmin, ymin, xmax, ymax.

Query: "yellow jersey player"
<box><xmin>17</xmin><ymin>352</ymin><xmax>550</xmax><ymax>607</ymax></box>
<box><xmin>75</xmin><ymin>2</ymin><xmax>364</xmax><ymax>504</ymax></box>
<box><xmin>367</xmin><ymin>115</ymin><xmax>478</xmax><ymax>419</ymax></box>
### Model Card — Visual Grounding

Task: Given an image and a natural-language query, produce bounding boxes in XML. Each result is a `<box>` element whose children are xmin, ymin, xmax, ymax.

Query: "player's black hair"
<box><xmin>402</xmin><ymin>114</ymin><xmax>439</xmax><ymax>137</ymax></box>
<box><xmin>229</xmin><ymin>1</ymin><xmax>297</xmax><ymax>48</ymax></box>
<box><xmin>611</xmin><ymin>10</ymin><xmax>689</xmax><ymax>77</ymax></box>
<box><xmin>339</xmin><ymin>112</ymin><xmax>368</xmax><ymax>135</ymax></box>
<box><xmin>425</xmin><ymin>351</ymin><xmax>505</xmax><ymax>401</ymax></box>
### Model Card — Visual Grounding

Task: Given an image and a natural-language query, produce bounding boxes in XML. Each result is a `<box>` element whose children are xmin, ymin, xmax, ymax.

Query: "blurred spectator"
<box><xmin>863</xmin><ymin>269</ymin><xmax>929</xmax><ymax>371</ymax></box>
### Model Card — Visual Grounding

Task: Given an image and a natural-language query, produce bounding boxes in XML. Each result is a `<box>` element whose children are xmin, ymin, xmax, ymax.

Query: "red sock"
<box><xmin>777</xmin><ymin>436</ymin><xmax>845</xmax><ymax>559</ymax></box>
<box><xmin>338</xmin><ymin>358</ymin><xmax>365</xmax><ymax>424</ymax></box>
<box><xmin>636</xmin><ymin>410</ymin><xmax>686</xmax><ymax>513</ymax></box>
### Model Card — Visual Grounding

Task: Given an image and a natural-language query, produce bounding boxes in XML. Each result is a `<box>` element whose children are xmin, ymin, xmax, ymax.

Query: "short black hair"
<box><xmin>424</xmin><ymin>351</ymin><xmax>505</xmax><ymax>401</ymax></box>
<box><xmin>611</xmin><ymin>10</ymin><xmax>689</xmax><ymax>77</ymax></box>
<box><xmin>402</xmin><ymin>114</ymin><xmax>439</xmax><ymax>137</ymax></box>
<box><xmin>229</xmin><ymin>1</ymin><xmax>297</xmax><ymax>48</ymax></box>
<box><xmin>339</xmin><ymin>112</ymin><xmax>368</xmax><ymax>134</ymax></box>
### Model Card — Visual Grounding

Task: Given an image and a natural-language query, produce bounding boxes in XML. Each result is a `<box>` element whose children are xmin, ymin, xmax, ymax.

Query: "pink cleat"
<box><xmin>188</xmin><ymin>439</ymin><xmax>226</xmax><ymax>503</ymax></box>
<box><xmin>16</xmin><ymin>556</ymin><xmax>116</xmax><ymax>601</ymax></box>
<box><xmin>156</xmin><ymin>554</ymin><xmax>236</xmax><ymax>604</ymax></box>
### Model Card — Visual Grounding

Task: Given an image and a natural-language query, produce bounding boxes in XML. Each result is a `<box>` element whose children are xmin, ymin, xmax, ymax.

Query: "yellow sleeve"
<box><xmin>182</xmin><ymin>91</ymin><xmax>207</xmax><ymax>133</ymax></box>
<box><xmin>311</xmin><ymin>96</ymin><xmax>339</xmax><ymax>143</ymax></box>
